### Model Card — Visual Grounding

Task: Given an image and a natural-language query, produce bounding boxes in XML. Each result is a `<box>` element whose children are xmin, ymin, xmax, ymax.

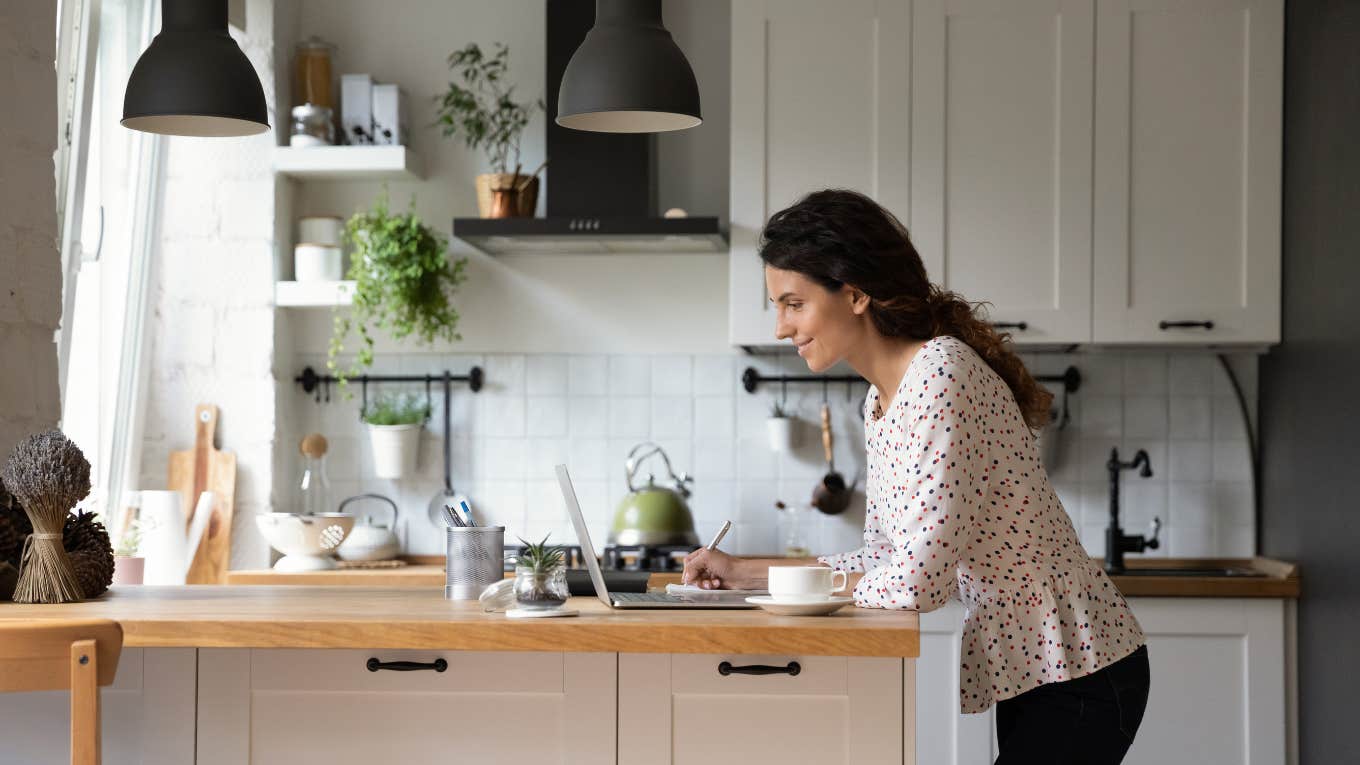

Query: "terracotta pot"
<box><xmin>475</xmin><ymin>173</ymin><xmax>539</xmax><ymax>218</ymax></box>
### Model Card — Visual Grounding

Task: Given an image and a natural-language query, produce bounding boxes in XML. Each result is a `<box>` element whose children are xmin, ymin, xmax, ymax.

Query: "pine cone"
<box><xmin>0</xmin><ymin>478</ymin><xmax>32</xmax><ymax>568</ymax></box>
<box><xmin>64</xmin><ymin>511</ymin><xmax>113</xmax><ymax>598</ymax></box>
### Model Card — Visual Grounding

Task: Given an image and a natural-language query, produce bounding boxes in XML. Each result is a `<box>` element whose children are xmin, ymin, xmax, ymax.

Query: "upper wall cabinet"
<box><xmin>729</xmin><ymin>0</ymin><xmax>1282</xmax><ymax>348</ymax></box>
<box><xmin>728</xmin><ymin>0</ymin><xmax>910</xmax><ymax>347</ymax></box>
<box><xmin>1092</xmin><ymin>0</ymin><xmax>1283</xmax><ymax>344</ymax></box>
<box><xmin>911</xmin><ymin>0</ymin><xmax>1095</xmax><ymax>344</ymax></box>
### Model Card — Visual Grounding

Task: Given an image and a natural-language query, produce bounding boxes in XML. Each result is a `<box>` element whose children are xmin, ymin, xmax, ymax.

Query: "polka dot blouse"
<box><xmin>818</xmin><ymin>336</ymin><xmax>1146</xmax><ymax>714</ymax></box>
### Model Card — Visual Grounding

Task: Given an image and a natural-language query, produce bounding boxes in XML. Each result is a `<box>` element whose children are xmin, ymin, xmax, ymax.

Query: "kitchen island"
<box><xmin>0</xmin><ymin>586</ymin><xmax>920</xmax><ymax>764</ymax></box>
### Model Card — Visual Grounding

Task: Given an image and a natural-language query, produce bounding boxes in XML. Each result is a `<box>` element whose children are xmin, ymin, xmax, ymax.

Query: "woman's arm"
<box><xmin>850</xmin><ymin>359</ymin><xmax>987</xmax><ymax>612</ymax></box>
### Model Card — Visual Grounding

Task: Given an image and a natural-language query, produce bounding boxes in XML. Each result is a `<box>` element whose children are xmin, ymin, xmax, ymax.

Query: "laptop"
<box><xmin>556</xmin><ymin>464</ymin><xmax>758</xmax><ymax>609</ymax></box>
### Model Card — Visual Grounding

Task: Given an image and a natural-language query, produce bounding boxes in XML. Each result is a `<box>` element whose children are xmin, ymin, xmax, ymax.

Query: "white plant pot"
<box><xmin>766</xmin><ymin>416</ymin><xmax>798</xmax><ymax>453</ymax></box>
<box><xmin>112</xmin><ymin>556</ymin><xmax>145</xmax><ymax>585</ymax></box>
<box><xmin>366</xmin><ymin>423</ymin><xmax>422</xmax><ymax>479</ymax></box>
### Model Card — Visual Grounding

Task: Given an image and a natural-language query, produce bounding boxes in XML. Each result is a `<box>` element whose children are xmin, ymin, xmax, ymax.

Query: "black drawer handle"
<box><xmin>990</xmin><ymin>321</ymin><xmax>1029</xmax><ymax>331</ymax></box>
<box><xmin>718</xmin><ymin>661</ymin><xmax>801</xmax><ymax>677</ymax></box>
<box><xmin>367</xmin><ymin>658</ymin><xmax>448</xmax><ymax>673</ymax></box>
<box><xmin>1159</xmin><ymin>320</ymin><xmax>1215</xmax><ymax>330</ymax></box>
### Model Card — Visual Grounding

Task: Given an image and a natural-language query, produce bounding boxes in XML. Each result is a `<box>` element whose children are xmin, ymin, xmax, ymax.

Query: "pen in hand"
<box><xmin>706</xmin><ymin>520</ymin><xmax>732</xmax><ymax>550</ymax></box>
<box><xmin>683</xmin><ymin>521</ymin><xmax>734</xmax><ymax>586</ymax></box>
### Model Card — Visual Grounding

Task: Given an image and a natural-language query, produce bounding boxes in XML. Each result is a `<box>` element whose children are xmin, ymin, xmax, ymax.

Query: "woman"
<box><xmin>682</xmin><ymin>189</ymin><xmax>1150</xmax><ymax>763</ymax></box>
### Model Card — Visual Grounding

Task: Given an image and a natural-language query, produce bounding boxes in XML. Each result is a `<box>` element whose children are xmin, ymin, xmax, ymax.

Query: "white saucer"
<box><xmin>745</xmin><ymin>595</ymin><xmax>854</xmax><ymax>616</ymax></box>
<box><xmin>506</xmin><ymin>607</ymin><xmax>579</xmax><ymax>619</ymax></box>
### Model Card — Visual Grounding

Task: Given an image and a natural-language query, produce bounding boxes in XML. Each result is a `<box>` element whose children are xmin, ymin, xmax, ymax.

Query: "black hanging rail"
<box><xmin>742</xmin><ymin>365</ymin><xmax>1081</xmax><ymax>395</ymax></box>
<box><xmin>295</xmin><ymin>366</ymin><xmax>484</xmax><ymax>410</ymax></box>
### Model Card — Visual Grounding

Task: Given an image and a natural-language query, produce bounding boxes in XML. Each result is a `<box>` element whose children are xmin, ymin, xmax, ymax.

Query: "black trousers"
<box><xmin>994</xmin><ymin>645</ymin><xmax>1150</xmax><ymax>765</ymax></box>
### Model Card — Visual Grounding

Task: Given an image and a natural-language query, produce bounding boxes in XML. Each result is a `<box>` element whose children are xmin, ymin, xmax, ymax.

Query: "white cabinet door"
<box><xmin>197</xmin><ymin>649</ymin><xmax>615</xmax><ymax>765</ymax></box>
<box><xmin>1093</xmin><ymin>0</ymin><xmax>1283</xmax><ymax>344</ymax></box>
<box><xmin>1126</xmin><ymin>598</ymin><xmax>1287</xmax><ymax>765</ymax></box>
<box><xmin>620</xmin><ymin>653</ymin><xmax>906</xmax><ymax>764</ymax></box>
<box><xmin>729</xmin><ymin>0</ymin><xmax>911</xmax><ymax>347</ymax></box>
<box><xmin>912</xmin><ymin>0</ymin><xmax>1095</xmax><ymax>345</ymax></box>
<box><xmin>0</xmin><ymin>648</ymin><xmax>197</xmax><ymax>765</ymax></box>
<box><xmin>916</xmin><ymin>604</ymin><xmax>996</xmax><ymax>765</ymax></box>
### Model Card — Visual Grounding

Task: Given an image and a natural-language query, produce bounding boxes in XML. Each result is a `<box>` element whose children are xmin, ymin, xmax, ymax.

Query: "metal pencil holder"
<box><xmin>445</xmin><ymin>526</ymin><xmax>505</xmax><ymax>600</ymax></box>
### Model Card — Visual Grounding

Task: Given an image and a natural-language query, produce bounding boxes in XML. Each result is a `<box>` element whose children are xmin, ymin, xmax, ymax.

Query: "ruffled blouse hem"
<box><xmin>956</xmin><ymin>563</ymin><xmax>1146</xmax><ymax>715</ymax></box>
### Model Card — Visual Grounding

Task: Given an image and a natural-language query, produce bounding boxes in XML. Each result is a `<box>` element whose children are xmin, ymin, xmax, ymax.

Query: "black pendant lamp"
<box><xmin>557</xmin><ymin>0</ymin><xmax>701</xmax><ymax>133</ymax></box>
<box><xmin>122</xmin><ymin>0</ymin><xmax>269</xmax><ymax>137</ymax></box>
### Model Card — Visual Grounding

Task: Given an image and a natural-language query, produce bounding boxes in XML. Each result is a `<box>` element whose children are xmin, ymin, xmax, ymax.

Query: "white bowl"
<box><xmin>256</xmin><ymin>513</ymin><xmax>355</xmax><ymax>571</ymax></box>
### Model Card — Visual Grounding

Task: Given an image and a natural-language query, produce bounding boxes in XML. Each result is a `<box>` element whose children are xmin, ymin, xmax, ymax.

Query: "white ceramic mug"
<box><xmin>767</xmin><ymin>565</ymin><xmax>848</xmax><ymax>602</ymax></box>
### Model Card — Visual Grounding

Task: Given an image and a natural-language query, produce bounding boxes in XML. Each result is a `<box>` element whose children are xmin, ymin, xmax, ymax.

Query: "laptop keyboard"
<box><xmin>612</xmin><ymin>591</ymin><xmax>680</xmax><ymax>603</ymax></box>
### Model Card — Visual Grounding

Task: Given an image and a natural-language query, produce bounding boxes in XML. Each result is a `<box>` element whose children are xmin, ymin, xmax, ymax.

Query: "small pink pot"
<box><xmin>112</xmin><ymin>556</ymin><xmax>145</xmax><ymax>585</ymax></box>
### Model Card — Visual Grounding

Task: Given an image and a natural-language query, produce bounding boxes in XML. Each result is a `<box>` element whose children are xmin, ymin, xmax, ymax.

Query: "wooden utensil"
<box><xmin>167</xmin><ymin>404</ymin><xmax>237</xmax><ymax>584</ymax></box>
<box><xmin>811</xmin><ymin>403</ymin><xmax>851</xmax><ymax>514</ymax></box>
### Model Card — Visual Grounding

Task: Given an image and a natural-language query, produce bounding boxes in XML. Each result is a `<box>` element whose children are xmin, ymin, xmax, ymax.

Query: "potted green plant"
<box><xmin>111</xmin><ymin>517</ymin><xmax>148</xmax><ymax>585</ymax></box>
<box><xmin>766</xmin><ymin>399</ymin><xmax>798</xmax><ymax>453</ymax></box>
<box><xmin>328</xmin><ymin>189</ymin><xmax>468</xmax><ymax>385</ymax></box>
<box><xmin>435</xmin><ymin>42</ymin><xmax>545</xmax><ymax>218</ymax></box>
<box><xmin>362</xmin><ymin>392</ymin><xmax>431</xmax><ymax>479</ymax></box>
<box><xmin>512</xmin><ymin>534</ymin><xmax>568</xmax><ymax>610</ymax></box>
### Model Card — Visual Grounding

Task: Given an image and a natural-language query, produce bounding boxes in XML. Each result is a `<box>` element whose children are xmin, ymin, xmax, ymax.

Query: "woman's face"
<box><xmin>765</xmin><ymin>266</ymin><xmax>868</xmax><ymax>372</ymax></box>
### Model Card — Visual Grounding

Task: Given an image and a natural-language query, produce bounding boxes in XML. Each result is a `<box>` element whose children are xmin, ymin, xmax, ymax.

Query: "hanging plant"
<box><xmin>328</xmin><ymin>189</ymin><xmax>469</xmax><ymax>387</ymax></box>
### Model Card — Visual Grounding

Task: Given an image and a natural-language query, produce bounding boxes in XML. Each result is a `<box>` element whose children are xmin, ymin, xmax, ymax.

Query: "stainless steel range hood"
<box><xmin>451</xmin><ymin>0</ymin><xmax>725</xmax><ymax>257</ymax></box>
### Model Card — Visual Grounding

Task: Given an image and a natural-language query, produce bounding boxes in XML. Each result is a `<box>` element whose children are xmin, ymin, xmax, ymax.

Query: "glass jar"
<box><xmin>513</xmin><ymin>565</ymin><xmax>569</xmax><ymax>610</ymax></box>
<box><xmin>294</xmin><ymin>36</ymin><xmax>335</xmax><ymax>109</ymax></box>
<box><xmin>290</xmin><ymin>104</ymin><xmax>335</xmax><ymax>147</ymax></box>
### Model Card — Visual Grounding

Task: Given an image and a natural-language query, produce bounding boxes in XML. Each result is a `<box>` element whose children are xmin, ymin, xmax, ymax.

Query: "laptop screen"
<box><xmin>555</xmin><ymin>464</ymin><xmax>615</xmax><ymax>607</ymax></box>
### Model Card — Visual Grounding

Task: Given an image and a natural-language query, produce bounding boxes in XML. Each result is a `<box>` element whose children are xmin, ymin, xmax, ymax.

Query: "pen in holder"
<box><xmin>445</xmin><ymin>525</ymin><xmax>504</xmax><ymax>600</ymax></box>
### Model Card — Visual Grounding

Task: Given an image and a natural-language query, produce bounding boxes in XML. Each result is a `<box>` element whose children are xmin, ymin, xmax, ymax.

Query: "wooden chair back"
<box><xmin>0</xmin><ymin>619</ymin><xmax>123</xmax><ymax>765</ymax></box>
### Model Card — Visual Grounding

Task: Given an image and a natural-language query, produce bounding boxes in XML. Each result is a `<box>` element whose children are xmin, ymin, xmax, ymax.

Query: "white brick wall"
<box><xmin>137</xmin><ymin>0</ymin><xmax>279</xmax><ymax>569</ymax></box>
<box><xmin>0</xmin><ymin>2</ymin><xmax>60</xmax><ymax>458</ymax></box>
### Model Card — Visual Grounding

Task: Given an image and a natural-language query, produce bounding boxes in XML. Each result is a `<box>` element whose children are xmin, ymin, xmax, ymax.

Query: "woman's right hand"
<box><xmin>682</xmin><ymin>547</ymin><xmax>741</xmax><ymax>589</ymax></box>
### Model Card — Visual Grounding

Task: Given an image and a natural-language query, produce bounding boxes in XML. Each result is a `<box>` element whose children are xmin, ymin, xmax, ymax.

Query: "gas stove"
<box><xmin>503</xmin><ymin>543</ymin><xmax>695</xmax><ymax>573</ymax></box>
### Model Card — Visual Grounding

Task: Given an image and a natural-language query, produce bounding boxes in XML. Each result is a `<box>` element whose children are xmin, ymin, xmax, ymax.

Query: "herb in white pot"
<box><xmin>362</xmin><ymin>392</ymin><xmax>431</xmax><ymax>479</ymax></box>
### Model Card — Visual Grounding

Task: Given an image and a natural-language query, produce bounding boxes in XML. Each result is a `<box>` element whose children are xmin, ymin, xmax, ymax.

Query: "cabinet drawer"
<box><xmin>251</xmin><ymin>648</ymin><xmax>565</xmax><ymax>692</ymax></box>
<box><xmin>621</xmin><ymin>653</ymin><xmax>904</xmax><ymax>765</ymax></box>
<box><xmin>198</xmin><ymin>649</ymin><xmax>615</xmax><ymax>765</ymax></box>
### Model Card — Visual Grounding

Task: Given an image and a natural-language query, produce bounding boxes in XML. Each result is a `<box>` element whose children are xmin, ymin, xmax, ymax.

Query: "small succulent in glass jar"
<box><xmin>513</xmin><ymin>534</ymin><xmax>568</xmax><ymax>609</ymax></box>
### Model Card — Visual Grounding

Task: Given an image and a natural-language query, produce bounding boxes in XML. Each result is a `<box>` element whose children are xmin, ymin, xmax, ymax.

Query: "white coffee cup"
<box><xmin>767</xmin><ymin>566</ymin><xmax>848</xmax><ymax>602</ymax></box>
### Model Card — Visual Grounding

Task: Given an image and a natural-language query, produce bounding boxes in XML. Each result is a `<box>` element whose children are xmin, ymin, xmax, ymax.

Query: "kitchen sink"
<box><xmin>1113</xmin><ymin>567</ymin><xmax>1265</xmax><ymax>578</ymax></box>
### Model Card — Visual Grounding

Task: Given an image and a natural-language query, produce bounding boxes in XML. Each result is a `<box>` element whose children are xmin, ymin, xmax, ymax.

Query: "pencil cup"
<box><xmin>445</xmin><ymin>526</ymin><xmax>505</xmax><ymax>600</ymax></box>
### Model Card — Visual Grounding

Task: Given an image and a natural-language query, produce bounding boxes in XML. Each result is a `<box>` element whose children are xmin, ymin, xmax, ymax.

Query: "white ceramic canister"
<box><xmin>298</xmin><ymin>216</ymin><xmax>344</xmax><ymax>246</ymax></box>
<box><xmin>294</xmin><ymin>243</ymin><xmax>343</xmax><ymax>282</ymax></box>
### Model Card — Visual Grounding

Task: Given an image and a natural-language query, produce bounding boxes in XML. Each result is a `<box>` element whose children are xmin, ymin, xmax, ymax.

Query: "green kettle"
<box><xmin>609</xmin><ymin>442</ymin><xmax>699</xmax><ymax>547</ymax></box>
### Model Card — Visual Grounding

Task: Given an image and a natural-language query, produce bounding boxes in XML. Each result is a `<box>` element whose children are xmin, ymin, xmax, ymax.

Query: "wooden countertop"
<box><xmin>0</xmin><ymin>586</ymin><xmax>920</xmax><ymax>656</ymax></box>
<box><xmin>227</xmin><ymin>557</ymin><xmax>1301</xmax><ymax>598</ymax></box>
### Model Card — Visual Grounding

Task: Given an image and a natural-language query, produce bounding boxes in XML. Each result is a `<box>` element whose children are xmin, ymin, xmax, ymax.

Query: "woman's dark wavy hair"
<box><xmin>759</xmin><ymin>188</ymin><xmax>1053</xmax><ymax>429</ymax></box>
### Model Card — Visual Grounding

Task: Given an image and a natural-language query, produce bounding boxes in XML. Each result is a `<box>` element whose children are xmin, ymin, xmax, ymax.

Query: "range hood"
<box><xmin>451</xmin><ymin>0</ymin><xmax>725</xmax><ymax>256</ymax></box>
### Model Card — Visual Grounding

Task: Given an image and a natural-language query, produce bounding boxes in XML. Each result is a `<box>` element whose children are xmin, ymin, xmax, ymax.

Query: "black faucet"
<box><xmin>1104</xmin><ymin>448</ymin><xmax>1162</xmax><ymax>575</ymax></box>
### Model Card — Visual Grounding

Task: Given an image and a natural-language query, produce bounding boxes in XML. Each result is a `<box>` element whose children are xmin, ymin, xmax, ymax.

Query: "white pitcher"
<box><xmin>139</xmin><ymin>490</ymin><xmax>214</xmax><ymax>585</ymax></box>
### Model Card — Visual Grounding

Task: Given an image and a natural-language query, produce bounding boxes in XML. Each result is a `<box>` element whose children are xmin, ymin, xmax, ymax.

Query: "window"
<box><xmin>58</xmin><ymin>0</ymin><xmax>162</xmax><ymax>526</ymax></box>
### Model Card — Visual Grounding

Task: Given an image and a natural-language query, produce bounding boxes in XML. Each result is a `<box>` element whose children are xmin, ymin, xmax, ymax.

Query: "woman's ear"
<box><xmin>848</xmin><ymin>287</ymin><xmax>872</xmax><ymax>316</ymax></box>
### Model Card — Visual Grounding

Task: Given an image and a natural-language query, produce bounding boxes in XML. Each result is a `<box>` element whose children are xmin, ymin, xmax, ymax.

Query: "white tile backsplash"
<box><xmin>651</xmin><ymin>355</ymin><xmax>694</xmax><ymax>396</ymax></box>
<box><xmin>287</xmin><ymin>349</ymin><xmax>1258</xmax><ymax>558</ymax></box>
<box><xmin>1168</xmin><ymin>395</ymin><xmax>1213</xmax><ymax>439</ymax></box>
<box><xmin>526</xmin><ymin>355</ymin><xmax>568</xmax><ymax>396</ymax></box>
<box><xmin>608</xmin><ymin>355</ymin><xmax>651</xmax><ymax>396</ymax></box>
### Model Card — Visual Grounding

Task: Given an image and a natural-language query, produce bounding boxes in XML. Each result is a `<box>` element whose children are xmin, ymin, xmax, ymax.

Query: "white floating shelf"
<box><xmin>273</xmin><ymin>146</ymin><xmax>422</xmax><ymax>180</ymax></box>
<box><xmin>275</xmin><ymin>280</ymin><xmax>355</xmax><ymax>308</ymax></box>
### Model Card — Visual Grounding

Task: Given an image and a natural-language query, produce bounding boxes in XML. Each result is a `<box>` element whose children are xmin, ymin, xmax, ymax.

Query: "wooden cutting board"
<box><xmin>167</xmin><ymin>404</ymin><xmax>237</xmax><ymax>584</ymax></box>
